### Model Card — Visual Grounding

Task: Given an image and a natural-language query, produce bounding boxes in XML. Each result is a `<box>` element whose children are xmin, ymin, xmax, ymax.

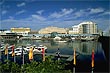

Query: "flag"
<box><xmin>5</xmin><ymin>45</ymin><xmax>8</xmax><ymax>55</ymax></box>
<box><xmin>42</xmin><ymin>48</ymin><xmax>45</xmax><ymax>61</ymax></box>
<box><xmin>12</xmin><ymin>45</ymin><xmax>15</xmax><ymax>56</ymax></box>
<box><xmin>29</xmin><ymin>47</ymin><xmax>33</xmax><ymax>60</ymax></box>
<box><xmin>73</xmin><ymin>49</ymin><xmax>76</xmax><ymax>65</ymax></box>
<box><xmin>91</xmin><ymin>49</ymin><xmax>94</xmax><ymax>68</ymax></box>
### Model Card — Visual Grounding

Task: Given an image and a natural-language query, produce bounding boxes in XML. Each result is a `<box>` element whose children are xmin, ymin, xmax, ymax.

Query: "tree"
<box><xmin>0</xmin><ymin>56</ymin><xmax>72</xmax><ymax>73</ymax></box>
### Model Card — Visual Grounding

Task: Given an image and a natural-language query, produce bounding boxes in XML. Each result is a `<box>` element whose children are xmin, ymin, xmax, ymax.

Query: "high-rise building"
<box><xmin>79</xmin><ymin>21</ymin><xmax>97</xmax><ymax>34</ymax></box>
<box><xmin>69</xmin><ymin>21</ymin><xmax>98</xmax><ymax>34</ymax></box>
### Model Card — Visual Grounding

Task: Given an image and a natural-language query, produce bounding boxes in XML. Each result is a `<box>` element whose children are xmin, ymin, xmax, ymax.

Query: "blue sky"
<box><xmin>0</xmin><ymin>0</ymin><xmax>110</xmax><ymax>32</ymax></box>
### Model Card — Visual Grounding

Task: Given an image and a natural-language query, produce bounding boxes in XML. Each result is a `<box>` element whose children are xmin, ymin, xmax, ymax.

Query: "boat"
<box><xmin>55</xmin><ymin>40</ymin><xmax>67</xmax><ymax>43</ymax></box>
<box><xmin>36</xmin><ymin>45</ymin><xmax>47</xmax><ymax>52</ymax></box>
<box><xmin>33</xmin><ymin>46</ymin><xmax>41</xmax><ymax>52</ymax></box>
<box><xmin>0</xmin><ymin>45</ymin><xmax>13</xmax><ymax>52</ymax></box>
<box><xmin>24</xmin><ymin>46</ymin><xmax>30</xmax><ymax>52</ymax></box>
<box><xmin>0</xmin><ymin>46</ymin><xmax>5</xmax><ymax>51</ymax></box>
<box><xmin>8</xmin><ymin>44</ymin><xmax>47</xmax><ymax>53</ymax></box>
<box><xmin>24</xmin><ymin>44</ymin><xmax>47</xmax><ymax>52</ymax></box>
<box><xmin>9</xmin><ymin>46</ymin><xmax>27</xmax><ymax>55</ymax></box>
<box><xmin>81</xmin><ymin>36</ymin><xmax>94</xmax><ymax>41</ymax></box>
<box><xmin>54</xmin><ymin>39</ymin><xmax>67</xmax><ymax>43</ymax></box>
<box><xmin>16</xmin><ymin>51</ymin><xmax>27</xmax><ymax>56</ymax></box>
<box><xmin>71</xmin><ymin>37</ymin><xmax>76</xmax><ymax>41</ymax></box>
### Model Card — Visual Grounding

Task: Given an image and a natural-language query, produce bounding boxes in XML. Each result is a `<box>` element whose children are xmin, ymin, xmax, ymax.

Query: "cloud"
<box><xmin>91</xmin><ymin>18</ymin><xmax>110</xmax><ymax>31</ymax></box>
<box><xmin>49</xmin><ymin>8</ymin><xmax>74</xmax><ymax>18</ymax></box>
<box><xmin>1</xmin><ymin>16</ymin><xmax>109</xmax><ymax>31</ymax></box>
<box><xmin>16</xmin><ymin>10</ymin><xmax>26</xmax><ymax>15</ymax></box>
<box><xmin>1</xmin><ymin>7</ymin><xmax>109</xmax><ymax>32</ymax></box>
<box><xmin>103</xmin><ymin>11</ymin><xmax>110</xmax><ymax>15</ymax></box>
<box><xmin>72</xmin><ymin>8</ymin><xmax>105</xmax><ymax>19</ymax></box>
<box><xmin>0</xmin><ymin>0</ymin><xmax>5</xmax><ymax>5</ymax></box>
<box><xmin>9</xmin><ymin>16</ymin><xmax>14</xmax><ymax>19</ymax></box>
<box><xmin>32</xmin><ymin>14</ymin><xmax>46</xmax><ymax>21</ymax></box>
<box><xmin>2</xmin><ymin>10</ymin><xmax>7</xmax><ymax>15</ymax></box>
<box><xmin>99</xmin><ymin>11</ymin><xmax>110</xmax><ymax>16</ymax></box>
<box><xmin>88</xmin><ymin>8</ymin><xmax>104</xmax><ymax>14</ymax></box>
<box><xmin>1</xmin><ymin>18</ymin><xmax>82</xmax><ymax>30</ymax></box>
<box><xmin>74</xmin><ymin>10</ymin><xmax>87</xmax><ymax>18</ymax></box>
<box><xmin>36</xmin><ymin>10</ymin><xmax>44</xmax><ymax>15</ymax></box>
<box><xmin>62</xmin><ymin>8</ymin><xmax>73</xmax><ymax>15</ymax></box>
<box><xmin>17</xmin><ymin>2</ymin><xmax>25</xmax><ymax>7</ymax></box>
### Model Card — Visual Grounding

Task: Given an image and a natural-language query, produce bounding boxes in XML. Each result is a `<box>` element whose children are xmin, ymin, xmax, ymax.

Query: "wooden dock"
<box><xmin>34</xmin><ymin>52</ymin><xmax>78</xmax><ymax>61</ymax></box>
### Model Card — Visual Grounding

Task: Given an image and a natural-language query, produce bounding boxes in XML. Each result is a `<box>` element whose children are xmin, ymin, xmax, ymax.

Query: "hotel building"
<box><xmin>69</xmin><ymin>21</ymin><xmax>98</xmax><ymax>34</ymax></box>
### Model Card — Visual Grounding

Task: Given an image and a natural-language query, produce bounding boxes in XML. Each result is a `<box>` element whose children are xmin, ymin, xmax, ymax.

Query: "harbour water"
<box><xmin>0</xmin><ymin>40</ymin><xmax>109</xmax><ymax>72</ymax></box>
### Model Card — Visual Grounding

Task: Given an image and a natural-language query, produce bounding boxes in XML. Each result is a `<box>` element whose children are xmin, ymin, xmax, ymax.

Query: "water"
<box><xmin>0</xmin><ymin>40</ymin><xmax>109</xmax><ymax>72</ymax></box>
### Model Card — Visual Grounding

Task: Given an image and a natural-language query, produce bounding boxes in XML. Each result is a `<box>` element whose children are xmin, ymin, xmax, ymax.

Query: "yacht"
<box><xmin>24</xmin><ymin>45</ymin><xmax>47</xmax><ymax>52</ymax></box>
<box><xmin>37</xmin><ymin>45</ymin><xmax>47</xmax><ymax>52</ymax></box>
<box><xmin>0</xmin><ymin>46</ymin><xmax>4</xmax><ymax>51</ymax></box>
<box><xmin>9</xmin><ymin>46</ymin><xmax>27</xmax><ymax>55</ymax></box>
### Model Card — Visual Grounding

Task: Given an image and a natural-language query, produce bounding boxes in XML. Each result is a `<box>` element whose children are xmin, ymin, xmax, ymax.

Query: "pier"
<box><xmin>34</xmin><ymin>52</ymin><xmax>78</xmax><ymax>62</ymax></box>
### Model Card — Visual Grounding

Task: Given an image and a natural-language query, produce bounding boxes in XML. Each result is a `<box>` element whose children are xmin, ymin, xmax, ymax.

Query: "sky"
<box><xmin>0</xmin><ymin>0</ymin><xmax>110</xmax><ymax>33</ymax></box>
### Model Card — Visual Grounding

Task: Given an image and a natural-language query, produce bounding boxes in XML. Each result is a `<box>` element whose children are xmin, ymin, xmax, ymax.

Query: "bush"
<box><xmin>0</xmin><ymin>56</ymin><xmax>72</xmax><ymax>73</ymax></box>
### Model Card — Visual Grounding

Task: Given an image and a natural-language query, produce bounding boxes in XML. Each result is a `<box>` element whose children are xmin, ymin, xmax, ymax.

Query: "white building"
<box><xmin>79</xmin><ymin>21</ymin><xmax>97</xmax><ymax>34</ymax></box>
<box><xmin>69</xmin><ymin>25</ymin><xmax>80</xmax><ymax>34</ymax></box>
<box><xmin>11</xmin><ymin>27</ymin><xmax>31</xmax><ymax>36</ymax></box>
<box><xmin>38</xmin><ymin>26</ymin><xmax>67</xmax><ymax>34</ymax></box>
<box><xmin>0</xmin><ymin>30</ymin><xmax>11</xmax><ymax>35</ymax></box>
<box><xmin>69</xmin><ymin>21</ymin><xmax>98</xmax><ymax>34</ymax></box>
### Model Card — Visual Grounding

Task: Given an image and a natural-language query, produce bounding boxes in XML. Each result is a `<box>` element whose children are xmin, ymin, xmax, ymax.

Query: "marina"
<box><xmin>0</xmin><ymin>38</ymin><xmax>109</xmax><ymax>72</ymax></box>
<box><xmin>0</xmin><ymin>0</ymin><xmax>109</xmax><ymax>73</ymax></box>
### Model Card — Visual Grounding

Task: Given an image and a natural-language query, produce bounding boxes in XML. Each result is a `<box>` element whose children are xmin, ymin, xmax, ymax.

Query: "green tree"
<box><xmin>11</xmin><ymin>62</ymin><xmax>20</xmax><ymax>73</ymax></box>
<box><xmin>0</xmin><ymin>56</ymin><xmax>72</xmax><ymax>73</ymax></box>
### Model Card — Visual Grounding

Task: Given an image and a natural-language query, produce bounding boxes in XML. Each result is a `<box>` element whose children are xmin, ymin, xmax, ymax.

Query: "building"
<box><xmin>38</xmin><ymin>26</ymin><xmax>67</xmax><ymax>34</ymax></box>
<box><xmin>11</xmin><ymin>27</ymin><xmax>31</xmax><ymax>36</ymax></box>
<box><xmin>69</xmin><ymin>21</ymin><xmax>98</xmax><ymax>34</ymax></box>
<box><xmin>0</xmin><ymin>30</ymin><xmax>22</xmax><ymax>40</ymax></box>
<box><xmin>0</xmin><ymin>30</ymin><xmax>11</xmax><ymax>34</ymax></box>
<box><xmin>79</xmin><ymin>21</ymin><xmax>97</xmax><ymax>34</ymax></box>
<box><xmin>69</xmin><ymin>25</ymin><xmax>80</xmax><ymax>34</ymax></box>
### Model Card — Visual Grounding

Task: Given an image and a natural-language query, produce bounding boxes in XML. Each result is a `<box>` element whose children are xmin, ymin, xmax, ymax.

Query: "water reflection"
<box><xmin>75</xmin><ymin>41</ymin><xmax>98</xmax><ymax>55</ymax></box>
<box><xmin>2</xmin><ymin>40</ymin><xmax>106</xmax><ymax>61</ymax></box>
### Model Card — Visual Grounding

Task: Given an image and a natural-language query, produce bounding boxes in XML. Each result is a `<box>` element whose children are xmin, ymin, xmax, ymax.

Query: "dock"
<box><xmin>34</xmin><ymin>52</ymin><xmax>78</xmax><ymax>61</ymax></box>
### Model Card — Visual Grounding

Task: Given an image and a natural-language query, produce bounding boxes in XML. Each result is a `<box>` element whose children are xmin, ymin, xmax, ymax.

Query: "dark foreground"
<box><xmin>65</xmin><ymin>36</ymin><xmax>110</xmax><ymax>73</ymax></box>
<box><xmin>65</xmin><ymin>60</ymin><xmax>109</xmax><ymax>73</ymax></box>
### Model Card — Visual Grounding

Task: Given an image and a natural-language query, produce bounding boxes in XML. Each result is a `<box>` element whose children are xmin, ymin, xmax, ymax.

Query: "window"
<box><xmin>82</xmin><ymin>24</ymin><xmax>88</xmax><ymax>34</ymax></box>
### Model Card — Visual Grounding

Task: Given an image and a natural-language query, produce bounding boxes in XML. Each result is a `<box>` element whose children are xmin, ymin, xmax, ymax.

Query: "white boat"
<box><xmin>71</xmin><ymin>37</ymin><xmax>76</xmax><ymax>41</ymax></box>
<box><xmin>0</xmin><ymin>46</ymin><xmax>4</xmax><ymax>51</ymax></box>
<box><xmin>54</xmin><ymin>40</ymin><xmax>67</xmax><ymax>43</ymax></box>
<box><xmin>9</xmin><ymin>46</ymin><xmax>27</xmax><ymax>55</ymax></box>
<box><xmin>0</xmin><ymin>45</ymin><xmax>14</xmax><ymax>52</ymax></box>
<box><xmin>57</xmin><ymin>41</ymin><xmax>67</xmax><ymax>43</ymax></box>
<box><xmin>10</xmin><ymin>45</ymin><xmax>47</xmax><ymax>54</ymax></box>
<box><xmin>16</xmin><ymin>51</ymin><xmax>27</xmax><ymax>56</ymax></box>
<box><xmin>37</xmin><ymin>45</ymin><xmax>47</xmax><ymax>52</ymax></box>
<box><xmin>23</xmin><ymin>44</ymin><xmax>47</xmax><ymax>52</ymax></box>
<box><xmin>24</xmin><ymin>46</ymin><xmax>30</xmax><ymax>52</ymax></box>
<box><xmin>81</xmin><ymin>36</ymin><xmax>94</xmax><ymax>41</ymax></box>
<box><xmin>33</xmin><ymin>47</ymin><xmax>41</xmax><ymax>52</ymax></box>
